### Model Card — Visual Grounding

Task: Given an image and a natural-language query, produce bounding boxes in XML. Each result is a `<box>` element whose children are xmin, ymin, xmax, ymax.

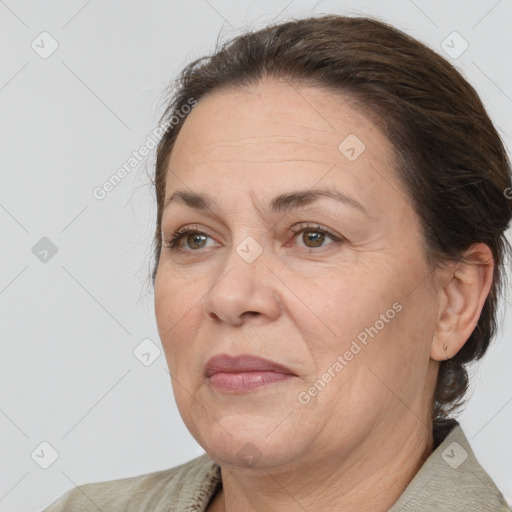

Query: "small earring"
<box><xmin>442</xmin><ymin>343</ymin><xmax>449</xmax><ymax>360</ymax></box>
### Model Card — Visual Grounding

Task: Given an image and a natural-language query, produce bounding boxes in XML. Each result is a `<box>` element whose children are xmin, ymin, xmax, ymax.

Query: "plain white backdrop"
<box><xmin>1</xmin><ymin>1</ymin><xmax>511</xmax><ymax>510</ymax></box>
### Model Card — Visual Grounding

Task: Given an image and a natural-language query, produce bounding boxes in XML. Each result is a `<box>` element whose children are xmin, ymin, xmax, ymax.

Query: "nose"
<box><xmin>202</xmin><ymin>238</ymin><xmax>282</xmax><ymax>326</ymax></box>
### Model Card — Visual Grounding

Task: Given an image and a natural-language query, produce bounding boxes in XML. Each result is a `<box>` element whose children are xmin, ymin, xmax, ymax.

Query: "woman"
<box><xmin>43</xmin><ymin>14</ymin><xmax>511</xmax><ymax>512</ymax></box>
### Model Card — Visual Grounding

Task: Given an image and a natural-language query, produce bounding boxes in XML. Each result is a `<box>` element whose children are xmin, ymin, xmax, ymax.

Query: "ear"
<box><xmin>430</xmin><ymin>243</ymin><xmax>494</xmax><ymax>361</ymax></box>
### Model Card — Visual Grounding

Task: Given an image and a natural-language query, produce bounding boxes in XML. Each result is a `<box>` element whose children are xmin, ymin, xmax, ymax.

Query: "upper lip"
<box><xmin>204</xmin><ymin>354</ymin><xmax>296</xmax><ymax>377</ymax></box>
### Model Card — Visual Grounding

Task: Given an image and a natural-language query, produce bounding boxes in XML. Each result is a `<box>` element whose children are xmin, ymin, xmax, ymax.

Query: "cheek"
<box><xmin>155</xmin><ymin>263</ymin><xmax>201</xmax><ymax>318</ymax></box>
<box><xmin>301</xmin><ymin>263</ymin><xmax>420</xmax><ymax>369</ymax></box>
<box><xmin>154</xmin><ymin>272</ymin><xmax>203</xmax><ymax>357</ymax></box>
<box><xmin>345</xmin><ymin>280</ymin><xmax>437</xmax><ymax>406</ymax></box>
<box><xmin>299</xmin><ymin>270</ymin><xmax>387</xmax><ymax>348</ymax></box>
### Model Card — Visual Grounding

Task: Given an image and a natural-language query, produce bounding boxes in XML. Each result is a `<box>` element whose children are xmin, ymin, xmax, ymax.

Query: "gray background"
<box><xmin>1</xmin><ymin>0</ymin><xmax>511</xmax><ymax>510</ymax></box>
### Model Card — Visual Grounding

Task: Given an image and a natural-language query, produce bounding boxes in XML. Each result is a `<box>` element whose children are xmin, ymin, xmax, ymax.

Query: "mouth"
<box><xmin>204</xmin><ymin>353</ymin><xmax>297</xmax><ymax>392</ymax></box>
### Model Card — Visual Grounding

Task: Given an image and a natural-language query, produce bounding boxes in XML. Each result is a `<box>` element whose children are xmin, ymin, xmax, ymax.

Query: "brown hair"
<box><xmin>150</xmin><ymin>14</ymin><xmax>512</xmax><ymax>423</ymax></box>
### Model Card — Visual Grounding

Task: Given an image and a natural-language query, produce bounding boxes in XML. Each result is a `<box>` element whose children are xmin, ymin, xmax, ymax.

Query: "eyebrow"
<box><xmin>163</xmin><ymin>186</ymin><xmax>370</xmax><ymax>217</ymax></box>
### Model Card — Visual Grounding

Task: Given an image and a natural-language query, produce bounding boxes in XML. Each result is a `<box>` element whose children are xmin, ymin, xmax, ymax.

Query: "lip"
<box><xmin>204</xmin><ymin>353</ymin><xmax>296</xmax><ymax>378</ymax></box>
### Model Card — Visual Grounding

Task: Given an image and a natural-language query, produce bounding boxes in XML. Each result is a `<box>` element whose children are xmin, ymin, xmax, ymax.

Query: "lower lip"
<box><xmin>208</xmin><ymin>371</ymin><xmax>294</xmax><ymax>392</ymax></box>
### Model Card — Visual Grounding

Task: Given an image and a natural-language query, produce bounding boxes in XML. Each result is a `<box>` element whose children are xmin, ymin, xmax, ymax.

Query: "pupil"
<box><xmin>304</xmin><ymin>230</ymin><xmax>324</xmax><ymax>247</ymax></box>
<box><xmin>189</xmin><ymin>234</ymin><xmax>206</xmax><ymax>249</ymax></box>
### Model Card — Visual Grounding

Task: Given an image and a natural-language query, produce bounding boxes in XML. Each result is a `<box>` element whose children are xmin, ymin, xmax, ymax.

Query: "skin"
<box><xmin>153</xmin><ymin>78</ymin><xmax>494</xmax><ymax>511</ymax></box>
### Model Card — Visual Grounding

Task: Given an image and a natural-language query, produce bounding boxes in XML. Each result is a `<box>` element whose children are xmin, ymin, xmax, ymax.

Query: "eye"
<box><xmin>163</xmin><ymin>225</ymin><xmax>216</xmax><ymax>251</ymax></box>
<box><xmin>163</xmin><ymin>223</ymin><xmax>343</xmax><ymax>253</ymax></box>
<box><xmin>289</xmin><ymin>223</ymin><xmax>342</xmax><ymax>250</ymax></box>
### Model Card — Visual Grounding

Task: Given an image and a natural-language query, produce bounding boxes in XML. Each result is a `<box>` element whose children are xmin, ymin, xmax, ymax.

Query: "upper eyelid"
<box><xmin>168</xmin><ymin>222</ymin><xmax>338</xmax><ymax>238</ymax></box>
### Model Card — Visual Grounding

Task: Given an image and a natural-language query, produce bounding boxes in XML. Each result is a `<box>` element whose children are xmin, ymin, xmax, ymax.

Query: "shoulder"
<box><xmin>390</xmin><ymin>421</ymin><xmax>511</xmax><ymax>511</ymax></box>
<box><xmin>41</xmin><ymin>453</ymin><xmax>221</xmax><ymax>512</ymax></box>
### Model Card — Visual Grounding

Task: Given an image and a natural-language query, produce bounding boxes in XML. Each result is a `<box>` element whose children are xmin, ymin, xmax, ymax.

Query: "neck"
<box><xmin>208</xmin><ymin>419</ymin><xmax>433</xmax><ymax>512</ymax></box>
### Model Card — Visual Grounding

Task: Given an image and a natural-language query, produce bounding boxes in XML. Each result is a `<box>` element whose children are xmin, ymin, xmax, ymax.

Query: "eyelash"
<box><xmin>163</xmin><ymin>223</ymin><xmax>343</xmax><ymax>252</ymax></box>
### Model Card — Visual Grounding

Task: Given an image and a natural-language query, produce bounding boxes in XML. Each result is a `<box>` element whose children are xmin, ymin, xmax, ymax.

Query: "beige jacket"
<box><xmin>42</xmin><ymin>421</ymin><xmax>510</xmax><ymax>511</ymax></box>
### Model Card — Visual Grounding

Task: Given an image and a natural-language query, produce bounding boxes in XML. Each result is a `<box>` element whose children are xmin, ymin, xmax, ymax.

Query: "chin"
<box><xmin>191</xmin><ymin>416</ymin><xmax>303</xmax><ymax>470</ymax></box>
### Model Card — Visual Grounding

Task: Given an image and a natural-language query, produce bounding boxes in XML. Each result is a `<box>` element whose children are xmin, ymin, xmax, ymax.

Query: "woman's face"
<box><xmin>154</xmin><ymin>79</ymin><xmax>441</xmax><ymax>471</ymax></box>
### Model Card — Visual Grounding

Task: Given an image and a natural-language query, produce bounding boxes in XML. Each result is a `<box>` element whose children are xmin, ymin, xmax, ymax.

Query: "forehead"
<box><xmin>173</xmin><ymin>79</ymin><xmax>393</xmax><ymax>157</ymax></box>
<box><xmin>165</xmin><ymin>79</ymin><xmax>401</xmax><ymax>215</ymax></box>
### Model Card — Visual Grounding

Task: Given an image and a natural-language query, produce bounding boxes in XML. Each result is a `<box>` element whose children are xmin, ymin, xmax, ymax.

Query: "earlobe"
<box><xmin>430</xmin><ymin>243</ymin><xmax>494</xmax><ymax>361</ymax></box>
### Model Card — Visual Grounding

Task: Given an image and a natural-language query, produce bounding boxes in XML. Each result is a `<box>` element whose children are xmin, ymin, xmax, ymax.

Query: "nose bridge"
<box><xmin>211</xmin><ymin>232</ymin><xmax>267</xmax><ymax>299</ymax></box>
<box><xmin>202</xmin><ymin>232</ymin><xmax>280</xmax><ymax>323</ymax></box>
